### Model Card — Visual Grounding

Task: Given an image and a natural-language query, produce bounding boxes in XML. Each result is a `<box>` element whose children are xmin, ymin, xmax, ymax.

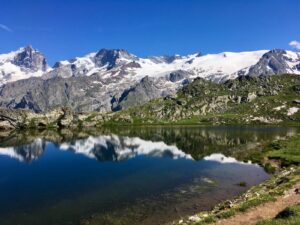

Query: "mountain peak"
<box><xmin>13</xmin><ymin>45</ymin><xmax>48</xmax><ymax>72</ymax></box>
<box><xmin>94</xmin><ymin>48</ymin><xmax>137</xmax><ymax>69</ymax></box>
<box><xmin>23</xmin><ymin>44</ymin><xmax>34</xmax><ymax>51</ymax></box>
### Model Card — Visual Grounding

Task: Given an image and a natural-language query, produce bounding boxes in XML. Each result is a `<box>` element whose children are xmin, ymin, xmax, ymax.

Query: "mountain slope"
<box><xmin>0</xmin><ymin>46</ymin><xmax>300</xmax><ymax>113</ymax></box>
<box><xmin>0</xmin><ymin>74</ymin><xmax>299</xmax><ymax>130</ymax></box>
<box><xmin>108</xmin><ymin>74</ymin><xmax>300</xmax><ymax>125</ymax></box>
<box><xmin>49</xmin><ymin>49</ymin><xmax>269</xmax><ymax>82</ymax></box>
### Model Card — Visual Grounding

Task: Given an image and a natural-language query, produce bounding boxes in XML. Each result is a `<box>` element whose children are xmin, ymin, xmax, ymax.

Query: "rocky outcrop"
<box><xmin>0</xmin><ymin>46</ymin><xmax>300</xmax><ymax>116</ymax></box>
<box><xmin>109</xmin><ymin>74</ymin><xmax>300</xmax><ymax>124</ymax></box>
<box><xmin>167</xmin><ymin>70</ymin><xmax>193</xmax><ymax>83</ymax></box>
<box><xmin>0</xmin><ymin>107</ymin><xmax>115</xmax><ymax>130</ymax></box>
<box><xmin>293</xmin><ymin>85</ymin><xmax>300</xmax><ymax>94</ymax></box>
<box><xmin>0</xmin><ymin>107</ymin><xmax>73</xmax><ymax>130</ymax></box>
<box><xmin>112</xmin><ymin>76</ymin><xmax>163</xmax><ymax>111</ymax></box>
<box><xmin>247</xmin><ymin>49</ymin><xmax>300</xmax><ymax>76</ymax></box>
<box><xmin>0</xmin><ymin>73</ymin><xmax>178</xmax><ymax>113</ymax></box>
<box><xmin>13</xmin><ymin>45</ymin><xmax>48</xmax><ymax>72</ymax></box>
<box><xmin>94</xmin><ymin>49</ymin><xmax>138</xmax><ymax>69</ymax></box>
<box><xmin>48</xmin><ymin>48</ymin><xmax>139</xmax><ymax>78</ymax></box>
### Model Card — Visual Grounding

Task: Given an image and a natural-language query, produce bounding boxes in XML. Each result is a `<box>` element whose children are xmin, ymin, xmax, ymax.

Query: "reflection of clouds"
<box><xmin>0</xmin><ymin>147</ymin><xmax>23</xmax><ymax>161</ymax></box>
<box><xmin>204</xmin><ymin>153</ymin><xmax>253</xmax><ymax>165</ymax></box>
<box><xmin>0</xmin><ymin>139</ymin><xmax>44</xmax><ymax>162</ymax></box>
<box><xmin>0</xmin><ymin>127</ymin><xmax>298</xmax><ymax>164</ymax></box>
<box><xmin>60</xmin><ymin>135</ymin><xmax>192</xmax><ymax>161</ymax></box>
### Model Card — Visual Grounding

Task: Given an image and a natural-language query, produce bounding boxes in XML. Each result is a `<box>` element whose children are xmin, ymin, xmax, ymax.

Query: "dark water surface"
<box><xmin>0</xmin><ymin>126</ymin><xmax>298</xmax><ymax>225</ymax></box>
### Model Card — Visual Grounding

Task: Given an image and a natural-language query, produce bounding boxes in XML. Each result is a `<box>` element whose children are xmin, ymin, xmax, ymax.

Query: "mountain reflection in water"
<box><xmin>0</xmin><ymin>126</ymin><xmax>298</xmax><ymax>163</ymax></box>
<box><xmin>0</xmin><ymin>126</ymin><xmax>298</xmax><ymax>225</ymax></box>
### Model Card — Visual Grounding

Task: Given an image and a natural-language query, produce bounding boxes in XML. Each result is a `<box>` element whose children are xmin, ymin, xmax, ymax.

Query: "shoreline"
<box><xmin>1</xmin><ymin>124</ymin><xmax>299</xmax><ymax>225</ymax></box>
<box><xmin>171</xmin><ymin>134</ymin><xmax>300</xmax><ymax>225</ymax></box>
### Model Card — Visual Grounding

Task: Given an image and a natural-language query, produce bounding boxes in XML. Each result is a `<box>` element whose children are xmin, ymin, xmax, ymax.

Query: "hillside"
<box><xmin>108</xmin><ymin>74</ymin><xmax>300</xmax><ymax>125</ymax></box>
<box><xmin>0</xmin><ymin>74</ymin><xmax>299</xmax><ymax>130</ymax></box>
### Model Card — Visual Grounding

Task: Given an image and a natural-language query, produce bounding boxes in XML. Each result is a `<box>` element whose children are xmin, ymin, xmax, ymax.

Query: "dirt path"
<box><xmin>212</xmin><ymin>183</ymin><xmax>300</xmax><ymax>225</ymax></box>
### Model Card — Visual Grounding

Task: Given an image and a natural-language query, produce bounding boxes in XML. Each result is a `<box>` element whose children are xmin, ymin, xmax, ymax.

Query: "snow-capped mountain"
<box><xmin>0</xmin><ymin>45</ymin><xmax>50</xmax><ymax>85</ymax></box>
<box><xmin>0</xmin><ymin>138</ymin><xmax>44</xmax><ymax>162</ymax></box>
<box><xmin>1</xmin><ymin>46</ymin><xmax>300</xmax><ymax>86</ymax></box>
<box><xmin>0</xmin><ymin>46</ymin><xmax>299</xmax><ymax>113</ymax></box>
<box><xmin>0</xmin><ymin>136</ymin><xmax>191</xmax><ymax>162</ymax></box>
<box><xmin>59</xmin><ymin>135</ymin><xmax>192</xmax><ymax>161</ymax></box>
<box><xmin>0</xmin><ymin>134</ymin><xmax>253</xmax><ymax>164</ymax></box>
<box><xmin>49</xmin><ymin>49</ymin><xmax>269</xmax><ymax>82</ymax></box>
<box><xmin>48</xmin><ymin>48</ymin><xmax>300</xmax><ymax>82</ymax></box>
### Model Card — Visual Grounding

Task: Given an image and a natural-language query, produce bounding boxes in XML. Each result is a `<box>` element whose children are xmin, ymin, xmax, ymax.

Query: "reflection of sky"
<box><xmin>59</xmin><ymin>135</ymin><xmax>193</xmax><ymax>161</ymax></box>
<box><xmin>0</xmin><ymin>138</ymin><xmax>43</xmax><ymax>162</ymax></box>
<box><xmin>204</xmin><ymin>153</ymin><xmax>255</xmax><ymax>165</ymax></box>
<box><xmin>0</xmin><ymin>135</ymin><xmax>255</xmax><ymax>165</ymax></box>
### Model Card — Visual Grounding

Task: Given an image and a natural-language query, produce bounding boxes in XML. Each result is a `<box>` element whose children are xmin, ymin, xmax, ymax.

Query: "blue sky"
<box><xmin>0</xmin><ymin>0</ymin><xmax>299</xmax><ymax>65</ymax></box>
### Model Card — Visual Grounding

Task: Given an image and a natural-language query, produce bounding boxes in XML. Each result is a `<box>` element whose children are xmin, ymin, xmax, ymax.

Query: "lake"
<box><xmin>0</xmin><ymin>126</ymin><xmax>298</xmax><ymax>225</ymax></box>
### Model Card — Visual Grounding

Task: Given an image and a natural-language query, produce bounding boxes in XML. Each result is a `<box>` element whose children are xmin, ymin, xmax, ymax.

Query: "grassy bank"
<box><xmin>175</xmin><ymin>133</ymin><xmax>300</xmax><ymax>225</ymax></box>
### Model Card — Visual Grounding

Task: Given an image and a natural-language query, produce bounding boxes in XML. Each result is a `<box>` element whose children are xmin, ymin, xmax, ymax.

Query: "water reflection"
<box><xmin>0</xmin><ymin>126</ymin><xmax>297</xmax><ymax>225</ymax></box>
<box><xmin>0</xmin><ymin>139</ymin><xmax>45</xmax><ymax>162</ymax></box>
<box><xmin>0</xmin><ymin>126</ymin><xmax>298</xmax><ymax>163</ymax></box>
<box><xmin>60</xmin><ymin>135</ymin><xmax>192</xmax><ymax>161</ymax></box>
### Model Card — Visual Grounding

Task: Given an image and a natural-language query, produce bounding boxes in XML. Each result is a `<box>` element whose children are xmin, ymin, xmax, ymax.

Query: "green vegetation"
<box><xmin>190</xmin><ymin>167</ymin><xmax>300</xmax><ymax>225</ymax></box>
<box><xmin>234</xmin><ymin>134</ymin><xmax>300</xmax><ymax>170</ymax></box>
<box><xmin>1</xmin><ymin>74</ymin><xmax>300</xmax><ymax>130</ymax></box>
<box><xmin>177</xmin><ymin>133</ymin><xmax>300</xmax><ymax>225</ymax></box>
<box><xmin>257</xmin><ymin>204</ymin><xmax>300</xmax><ymax>225</ymax></box>
<box><xmin>107</xmin><ymin>74</ymin><xmax>300</xmax><ymax>126</ymax></box>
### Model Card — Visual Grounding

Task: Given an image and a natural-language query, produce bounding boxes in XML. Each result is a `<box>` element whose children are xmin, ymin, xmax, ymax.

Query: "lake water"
<box><xmin>0</xmin><ymin>126</ymin><xmax>298</xmax><ymax>225</ymax></box>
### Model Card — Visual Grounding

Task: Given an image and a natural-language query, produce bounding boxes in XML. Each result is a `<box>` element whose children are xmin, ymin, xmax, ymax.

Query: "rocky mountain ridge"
<box><xmin>0</xmin><ymin>74</ymin><xmax>299</xmax><ymax>130</ymax></box>
<box><xmin>0</xmin><ymin>46</ymin><xmax>299</xmax><ymax>113</ymax></box>
<box><xmin>0</xmin><ymin>45</ymin><xmax>50</xmax><ymax>84</ymax></box>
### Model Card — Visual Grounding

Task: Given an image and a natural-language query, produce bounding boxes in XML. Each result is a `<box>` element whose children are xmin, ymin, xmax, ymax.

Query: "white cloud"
<box><xmin>289</xmin><ymin>40</ymin><xmax>300</xmax><ymax>50</ymax></box>
<box><xmin>0</xmin><ymin>24</ymin><xmax>12</xmax><ymax>32</ymax></box>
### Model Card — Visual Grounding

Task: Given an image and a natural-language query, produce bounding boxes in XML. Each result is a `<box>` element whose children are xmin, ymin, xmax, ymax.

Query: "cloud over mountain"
<box><xmin>289</xmin><ymin>40</ymin><xmax>300</xmax><ymax>50</ymax></box>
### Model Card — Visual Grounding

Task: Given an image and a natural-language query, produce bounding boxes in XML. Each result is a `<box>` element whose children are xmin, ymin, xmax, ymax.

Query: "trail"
<box><xmin>212</xmin><ymin>183</ymin><xmax>300</xmax><ymax>225</ymax></box>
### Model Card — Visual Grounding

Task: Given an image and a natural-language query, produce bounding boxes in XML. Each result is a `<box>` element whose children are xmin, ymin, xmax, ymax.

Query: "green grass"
<box><xmin>266</xmin><ymin>136</ymin><xmax>300</xmax><ymax>166</ymax></box>
<box><xmin>192</xmin><ymin>166</ymin><xmax>300</xmax><ymax>225</ymax></box>
<box><xmin>188</xmin><ymin>133</ymin><xmax>300</xmax><ymax>225</ymax></box>
<box><xmin>234</xmin><ymin>134</ymin><xmax>300</xmax><ymax>171</ymax></box>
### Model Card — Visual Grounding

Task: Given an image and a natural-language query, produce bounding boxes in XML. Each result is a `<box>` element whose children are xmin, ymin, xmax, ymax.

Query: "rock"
<box><xmin>115</xmin><ymin>114</ymin><xmax>133</xmax><ymax>123</ymax></box>
<box><xmin>247</xmin><ymin>92</ymin><xmax>257</xmax><ymax>102</ymax></box>
<box><xmin>13</xmin><ymin>45</ymin><xmax>48</xmax><ymax>72</ymax></box>
<box><xmin>292</xmin><ymin>85</ymin><xmax>300</xmax><ymax>94</ymax></box>
<box><xmin>58</xmin><ymin>108</ymin><xmax>74</xmax><ymax>127</ymax></box>
<box><xmin>293</xmin><ymin>100</ymin><xmax>300</xmax><ymax>105</ymax></box>
<box><xmin>0</xmin><ymin>120</ymin><xmax>15</xmax><ymax>130</ymax></box>
<box><xmin>188</xmin><ymin>215</ymin><xmax>200</xmax><ymax>222</ymax></box>
<box><xmin>247</xmin><ymin>49</ymin><xmax>291</xmax><ymax>76</ymax></box>
<box><xmin>275</xmin><ymin>208</ymin><xmax>295</xmax><ymax>219</ymax></box>
<box><xmin>168</xmin><ymin>70</ymin><xmax>192</xmax><ymax>82</ymax></box>
<box><xmin>113</xmin><ymin>76</ymin><xmax>163</xmax><ymax>111</ymax></box>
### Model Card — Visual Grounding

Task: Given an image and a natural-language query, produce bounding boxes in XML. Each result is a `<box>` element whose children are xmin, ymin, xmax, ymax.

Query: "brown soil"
<box><xmin>212</xmin><ymin>183</ymin><xmax>300</xmax><ymax>225</ymax></box>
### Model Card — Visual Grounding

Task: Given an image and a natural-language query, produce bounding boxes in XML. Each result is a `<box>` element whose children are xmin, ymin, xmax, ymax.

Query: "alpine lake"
<box><xmin>0</xmin><ymin>126</ymin><xmax>299</xmax><ymax>225</ymax></box>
